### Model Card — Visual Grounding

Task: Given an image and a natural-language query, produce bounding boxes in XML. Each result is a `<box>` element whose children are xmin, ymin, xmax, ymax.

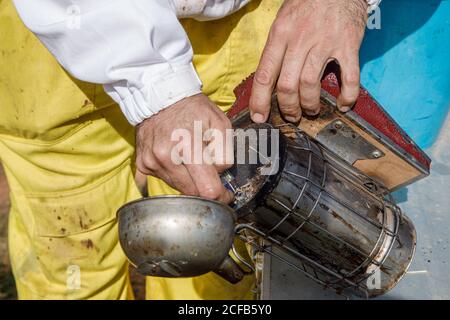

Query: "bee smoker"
<box><xmin>117</xmin><ymin>64</ymin><xmax>430</xmax><ymax>299</ymax></box>
<box><xmin>220</xmin><ymin>64</ymin><xmax>430</xmax><ymax>298</ymax></box>
<box><xmin>222</xmin><ymin>119</ymin><xmax>416</xmax><ymax>298</ymax></box>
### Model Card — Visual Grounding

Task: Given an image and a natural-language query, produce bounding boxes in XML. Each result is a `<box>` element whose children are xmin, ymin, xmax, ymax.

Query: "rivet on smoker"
<box><xmin>371</xmin><ymin>150</ymin><xmax>383</xmax><ymax>159</ymax></box>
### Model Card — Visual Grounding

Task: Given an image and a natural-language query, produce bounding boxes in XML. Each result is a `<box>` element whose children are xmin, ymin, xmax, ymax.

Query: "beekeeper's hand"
<box><xmin>249</xmin><ymin>0</ymin><xmax>368</xmax><ymax>123</ymax></box>
<box><xmin>136</xmin><ymin>94</ymin><xmax>234</xmax><ymax>204</ymax></box>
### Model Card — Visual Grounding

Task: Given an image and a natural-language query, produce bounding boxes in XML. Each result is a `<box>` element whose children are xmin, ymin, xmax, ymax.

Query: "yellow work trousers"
<box><xmin>0</xmin><ymin>0</ymin><xmax>283</xmax><ymax>299</ymax></box>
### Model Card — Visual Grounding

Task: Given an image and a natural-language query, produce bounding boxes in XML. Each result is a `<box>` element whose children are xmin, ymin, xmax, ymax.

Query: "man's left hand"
<box><xmin>249</xmin><ymin>0</ymin><xmax>369</xmax><ymax>123</ymax></box>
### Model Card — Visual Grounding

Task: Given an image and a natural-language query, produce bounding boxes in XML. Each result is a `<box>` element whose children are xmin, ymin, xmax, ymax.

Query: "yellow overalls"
<box><xmin>0</xmin><ymin>0</ymin><xmax>283</xmax><ymax>299</ymax></box>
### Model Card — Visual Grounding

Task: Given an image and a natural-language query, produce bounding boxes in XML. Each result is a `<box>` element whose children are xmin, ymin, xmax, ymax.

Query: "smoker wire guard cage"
<box><xmin>225</xmin><ymin>121</ymin><xmax>416</xmax><ymax>299</ymax></box>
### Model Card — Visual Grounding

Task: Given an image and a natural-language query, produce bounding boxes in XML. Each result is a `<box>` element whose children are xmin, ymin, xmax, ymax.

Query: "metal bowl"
<box><xmin>117</xmin><ymin>196</ymin><xmax>237</xmax><ymax>278</ymax></box>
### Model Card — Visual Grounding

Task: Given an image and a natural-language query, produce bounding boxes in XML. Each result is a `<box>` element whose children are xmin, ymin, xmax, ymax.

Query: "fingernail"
<box><xmin>251</xmin><ymin>112</ymin><xmax>265</xmax><ymax>123</ymax></box>
<box><xmin>284</xmin><ymin>116</ymin><xmax>300</xmax><ymax>123</ymax></box>
<box><xmin>304</xmin><ymin>109</ymin><xmax>320</xmax><ymax>116</ymax></box>
<box><xmin>339</xmin><ymin>106</ymin><xmax>351</xmax><ymax>112</ymax></box>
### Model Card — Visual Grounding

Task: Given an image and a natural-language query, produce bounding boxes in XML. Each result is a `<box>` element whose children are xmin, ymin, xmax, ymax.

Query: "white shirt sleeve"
<box><xmin>12</xmin><ymin>0</ymin><xmax>228</xmax><ymax>126</ymax></box>
<box><xmin>173</xmin><ymin>0</ymin><xmax>251</xmax><ymax>20</ymax></box>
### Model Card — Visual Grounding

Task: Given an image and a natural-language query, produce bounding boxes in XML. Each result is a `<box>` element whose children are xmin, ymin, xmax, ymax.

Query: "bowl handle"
<box><xmin>213</xmin><ymin>254</ymin><xmax>251</xmax><ymax>284</ymax></box>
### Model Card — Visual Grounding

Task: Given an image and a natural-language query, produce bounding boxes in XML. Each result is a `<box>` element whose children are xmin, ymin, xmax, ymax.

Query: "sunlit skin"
<box><xmin>136</xmin><ymin>0</ymin><xmax>369</xmax><ymax>203</ymax></box>
<box><xmin>136</xmin><ymin>94</ymin><xmax>234</xmax><ymax>204</ymax></box>
<box><xmin>250</xmin><ymin>0</ymin><xmax>368</xmax><ymax>123</ymax></box>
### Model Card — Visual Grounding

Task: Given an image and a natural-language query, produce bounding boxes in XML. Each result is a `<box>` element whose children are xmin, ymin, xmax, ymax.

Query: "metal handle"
<box><xmin>213</xmin><ymin>255</ymin><xmax>248</xmax><ymax>284</ymax></box>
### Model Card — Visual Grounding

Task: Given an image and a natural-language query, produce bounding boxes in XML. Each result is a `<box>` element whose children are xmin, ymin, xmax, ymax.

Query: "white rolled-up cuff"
<box><xmin>172</xmin><ymin>0</ymin><xmax>251</xmax><ymax>20</ymax></box>
<box><xmin>105</xmin><ymin>62</ymin><xmax>203</xmax><ymax>126</ymax></box>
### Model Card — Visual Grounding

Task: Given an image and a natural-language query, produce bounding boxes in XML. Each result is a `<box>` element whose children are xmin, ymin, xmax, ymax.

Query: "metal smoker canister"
<box><xmin>225</xmin><ymin>123</ymin><xmax>416</xmax><ymax>298</ymax></box>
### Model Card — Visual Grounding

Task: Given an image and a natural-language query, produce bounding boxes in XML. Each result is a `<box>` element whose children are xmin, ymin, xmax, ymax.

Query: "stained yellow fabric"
<box><xmin>0</xmin><ymin>0</ymin><xmax>139</xmax><ymax>299</ymax></box>
<box><xmin>0</xmin><ymin>0</ymin><xmax>282</xmax><ymax>300</ymax></box>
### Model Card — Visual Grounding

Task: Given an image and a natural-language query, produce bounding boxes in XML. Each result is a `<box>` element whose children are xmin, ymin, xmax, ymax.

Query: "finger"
<box><xmin>276</xmin><ymin>43</ymin><xmax>309</xmax><ymax>122</ymax></box>
<box><xmin>136</xmin><ymin>152</ymin><xmax>157</xmax><ymax>177</ymax></box>
<box><xmin>160</xmin><ymin>161</ymin><xmax>200</xmax><ymax>197</ymax></box>
<box><xmin>136</xmin><ymin>132</ymin><xmax>159</xmax><ymax>176</ymax></box>
<box><xmin>336</xmin><ymin>52</ymin><xmax>361</xmax><ymax>112</ymax></box>
<box><xmin>137</xmin><ymin>156</ymin><xmax>174</xmax><ymax>192</ymax></box>
<box><xmin>250</xmin><ymin>25</ymin><xmax>287</xmax><ymax>123</ymax></box>
<box><xmin>151</xmin><ymin>140</ymin><xmax>199</xmax><ymax>196</ymax></box>
<box><xmin>134</xmin><ymin>170</ymin><xmax>148</xmax><ymax>196</ymax></box>
<box><xmin>185</xmin><ymin>163</ymin><xmax>234</xmax><ymax>204</ymax></box>
<box><xmin>299</xmin><ymin>47</ymin><xmax>330</xmax><ymax>116</ymax></box>
<box><xmin>205</xmin><ymin>115</ymin><xmax>234</xmax><ymax>173</ymax></box>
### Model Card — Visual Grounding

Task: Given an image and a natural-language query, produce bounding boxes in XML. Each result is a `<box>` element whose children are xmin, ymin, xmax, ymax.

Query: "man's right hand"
<box><xmin>136</xmin><ymin>94</ymin><xmax>234</xmax><ymax>204</ymax></box>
